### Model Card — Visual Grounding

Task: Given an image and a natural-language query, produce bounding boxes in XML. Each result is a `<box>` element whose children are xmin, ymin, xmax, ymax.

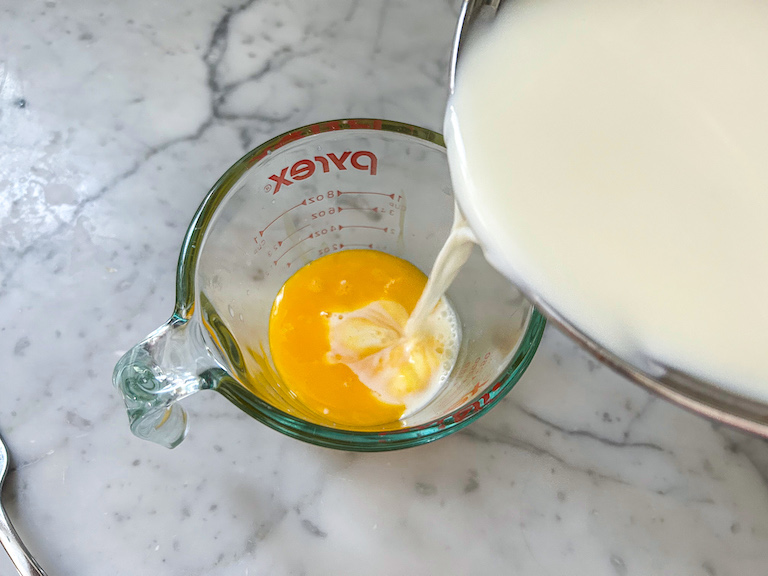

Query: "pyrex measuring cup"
<box><xmin>114</xmin><ymin>119</ymin><xmax>545</xmax><ymax>451</ymax></box>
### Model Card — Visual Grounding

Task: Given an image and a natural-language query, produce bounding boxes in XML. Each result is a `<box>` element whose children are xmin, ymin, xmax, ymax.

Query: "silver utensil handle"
<box><xmin>0</xmin><ymin>507</ymin><xmax>47</xmax><ymax>576</ymax></box>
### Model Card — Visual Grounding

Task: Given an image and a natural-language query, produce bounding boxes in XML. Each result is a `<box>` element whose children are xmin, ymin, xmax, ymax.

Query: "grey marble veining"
<box><xmin>1</xmin><ymin>0</ymin><xmax>768</xmax><ymax>574</ymax></box>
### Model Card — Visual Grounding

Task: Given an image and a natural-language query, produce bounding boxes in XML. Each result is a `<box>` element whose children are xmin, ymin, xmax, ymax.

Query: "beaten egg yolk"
<box><xmin>269</xmin><ymin>249</ymin><xmax>430</xmax><ymax>427</ymax></box>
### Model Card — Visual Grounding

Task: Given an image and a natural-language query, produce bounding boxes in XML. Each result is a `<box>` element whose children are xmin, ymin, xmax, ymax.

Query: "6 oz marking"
<box><xmin>311</xmin><ymin>208</ymin><xmax>337</xmax><ymax>219</ymax></box>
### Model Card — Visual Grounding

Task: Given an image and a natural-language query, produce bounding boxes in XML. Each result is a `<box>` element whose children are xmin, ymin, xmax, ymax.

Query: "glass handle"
<box><xmin>113</xmin><ymin>318</ymin><xmax>219</xmax><ymax>448</ymax></box>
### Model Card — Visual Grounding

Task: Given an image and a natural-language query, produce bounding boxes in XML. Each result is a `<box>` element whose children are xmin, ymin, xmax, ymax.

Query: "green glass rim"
<box><xmin>173</xmin><ymin>118</ymin><xmax>546</xmax><ymax>451</ymax></box>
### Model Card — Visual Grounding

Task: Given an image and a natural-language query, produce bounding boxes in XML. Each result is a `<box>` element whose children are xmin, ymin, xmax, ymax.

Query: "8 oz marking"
<box><xmin>306</xmin><ymin>191</ymin><xmax>337</xmax><ymax>205</ymax></box>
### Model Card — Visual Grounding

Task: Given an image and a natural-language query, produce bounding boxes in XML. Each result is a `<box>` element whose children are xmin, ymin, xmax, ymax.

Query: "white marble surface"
<box><xmin>1</xmin><ymin>0</ymin><xmax>768</xmax><ymax>574</ymax></box>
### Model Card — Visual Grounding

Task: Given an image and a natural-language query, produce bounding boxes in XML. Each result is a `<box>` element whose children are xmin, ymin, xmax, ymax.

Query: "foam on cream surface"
<box><xmin>327</xmin><ymin>299</ymin><xmax>460</xmax><ymax>415</ymax></box>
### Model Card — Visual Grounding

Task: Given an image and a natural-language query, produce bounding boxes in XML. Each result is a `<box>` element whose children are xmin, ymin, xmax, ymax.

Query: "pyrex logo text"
<box><xmin>268</xmin><ymin>151</ymin><xmax>377</xmax><ymax>194</ymax></box>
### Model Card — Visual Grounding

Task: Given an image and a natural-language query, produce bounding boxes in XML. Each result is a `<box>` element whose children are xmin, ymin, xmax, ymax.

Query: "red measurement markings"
<box><xmin>339</xmin><ymin>243</ymin><xmax>373</xmax><ymax>249</ymax></box>
<box><xmin>273</xmin><ymin>232</ymin><xmax>313</xmax><ymax>265</ymax></box>
<box><xmin>337</xmin><ymin>190</ymin><xmax>396</xmax><ymax>200</ymax></box>
<box><xmin>337</xmin><ymin>224</ymin><xmax>388</xmax><ymax>233</ymax></box>
<box><xmin>257</xmin><ymin>199</ymin><xmax>307</xmax><ymax>237</ymax></box>
<box><xmin>452</xmin><ymin>381</ymin><xmax>502</xmax><ymax>424</ymax></box>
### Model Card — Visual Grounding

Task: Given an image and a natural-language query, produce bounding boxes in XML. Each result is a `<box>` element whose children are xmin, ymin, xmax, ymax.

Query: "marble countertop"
<box><xmin>1</xmin><ymin>0</ymin><xmax>767</xmax><ymax>574</ymax></box>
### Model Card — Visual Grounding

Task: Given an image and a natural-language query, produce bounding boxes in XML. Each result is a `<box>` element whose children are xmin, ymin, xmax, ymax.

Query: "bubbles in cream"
<box><xmin>327</xmin><ymin>298</ymin><xmax>460</xmax><ymax>416</ymax></box>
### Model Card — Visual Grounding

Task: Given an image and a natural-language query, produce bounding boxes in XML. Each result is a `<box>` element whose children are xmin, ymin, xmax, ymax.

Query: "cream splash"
<box><xmin>327</xmin><ymin>204</ymin><xmax>475</xmax><ymax>415</ymax></box>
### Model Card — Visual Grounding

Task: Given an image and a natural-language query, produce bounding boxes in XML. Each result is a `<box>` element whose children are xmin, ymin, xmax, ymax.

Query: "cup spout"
<box><xmin>113</xmin><ymin>317</ymin><xmax>218</xmax><ymax>448</ymax></box>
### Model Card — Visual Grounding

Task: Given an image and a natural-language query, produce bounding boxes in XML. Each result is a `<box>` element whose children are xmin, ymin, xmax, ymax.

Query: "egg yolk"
<box><xmin>268</xmin><ymin>249</ymin><xmax>433</xmax><ymax>428</ymax></box>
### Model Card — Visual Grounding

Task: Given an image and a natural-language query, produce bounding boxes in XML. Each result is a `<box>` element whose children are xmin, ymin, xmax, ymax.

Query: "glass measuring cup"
<box><xmin>113</xmin><ymin>119</ymin><xmax>545</xmax><ymax>451</ymax></box>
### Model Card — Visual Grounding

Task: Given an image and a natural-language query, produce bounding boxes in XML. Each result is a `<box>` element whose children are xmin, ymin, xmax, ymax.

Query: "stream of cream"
<box><xmin>327</xmin><ymin>204</ymin><xmax>475</xmax><ymax>414</ymax></box>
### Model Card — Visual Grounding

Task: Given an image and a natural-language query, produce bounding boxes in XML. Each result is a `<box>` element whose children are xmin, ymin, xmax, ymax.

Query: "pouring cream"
<box><xmin>446</xmin><ymin>0</ymin><xmax>768</xmax><ymax>400</ymax></box>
